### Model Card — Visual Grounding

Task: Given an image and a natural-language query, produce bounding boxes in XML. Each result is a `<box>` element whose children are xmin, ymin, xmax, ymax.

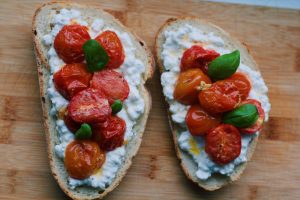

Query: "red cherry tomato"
<box><xmin>92</xmin><ymin>116</ymin><xmax>126</xmax><ymax>151</ymax></box>
<box><xmin>174</xmin><ymin>68</ymin><xmax>212</xmax><ymax>105</ymax></box>
<box><xmin>199</xmin><ymin>80</ymin><xmax>241</xmax><ymax>114</ymax></box>
<box><xmin>91</xmin><ymin>69</ymin><xmax>129</xmax><ymax>104</ymax></box>
<box><xmin>65</xmin><ymin>140</ymin><xmax>105</xmax><ymax>179</ymax></box>
<box><xmin>224</xmin><ymin>72</ymin><xmax>251</xmax><ymax>101</ymax></box>
<box><xmin>68</xmin><ymin>88</ymin><xmax>111</xmax><ymax>124</ymax></box>
<box><xmin>181</xmin><ymin>45</ymin><xmax>220</xmax><ymax>73</ymax></box>
<box><xmin>64</xmin><ymin>112</ymin><xmax>81</xmax><ymax>133</ymax></box>
<box><xmin>54</xmin><ymin>24</ymin><xmax>91</xmax><ymax>63</ymax></box>
<box><xmin>186</xmin><ymin>105</ymin><xmax>221</xmax><ymax>136</ymax></box>
<box><xmin>239</xmin><ymin>99</ymin><xmax>265</xmax><ymax>134</ymax></box>
<box><xmin>53</xmin><ymin>63</ymin><xmax>92</xmax><ymax>100</ymax></box>
<box><xmin>205</xmin><ymin>124</ymin><xmax>241</xmax><ymax>165</ymax></box>
<box><xmin>95</xmin><ymin>30</ymin><xmax>125</xmax><ymax>69</ymax></box>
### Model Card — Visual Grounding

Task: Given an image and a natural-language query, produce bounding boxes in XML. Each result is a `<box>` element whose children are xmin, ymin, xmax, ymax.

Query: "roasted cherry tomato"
<box><xmin>95</xmin><ymin>30</ymin><xmax>125</xmax><ymax>69</ymax></box>
<box><xmin>223</xmin><ymin>72</ymin><xmax>251</xmax><ymax>101</ymax></box>
<box><xmin>91</xmin><ymin>69</ymin><xmax>129</xmax><ymax>104</ymax></box>
<box><xmin>68</xmin><ymin>88</ymin><xmax>111</xmax><ymax>124</ymax></box>
<box><xmin>174</xmin><ymin>68</ymin><xmax>212</xmax><ymax>105</ymax></box>
<box><xmin>65</xmin><ymin>140</ymin><xmax>105</xmax><ymax>179</ymax></box>
<box><xmin>205</xmin><ymin>124</ymin><xmax>241</xmax><ymax>165</ymax></box>
<box><xmin>54</xmin><ymin>24</ymin><xmax>91</xmax><ymax>63</ymax></box>
<box><xmin>64</xmin><ymin>112</ymin><xmax>81</xmax><ymax>133</ymax></box>
<box><xmin>181</xmin><ymin>45</ymin><xmax>220</xmax><ymax>73</ymax></box>
<box><xmin>239</xmin><ymin>99</ymin><xmax>265</xmax><ymax>134</ymax></box>
<box><xmin>186</xmin><ymin>105</ymin><xmax>221</xmax><ymax>136</ymax></box>
<box><xmin>53</xmin><ymin>63</ymin><xmax>92</xmax><ymax>100</ymax></box>
<box><xmin>199</xmin><ymin>80</ymin><xmax>240</xmax><ymax>114</ymax></box>
<box><xmin>92</xmin><ymin>116</ymin><xmax>126</xmax><ymax>151</ymax></box>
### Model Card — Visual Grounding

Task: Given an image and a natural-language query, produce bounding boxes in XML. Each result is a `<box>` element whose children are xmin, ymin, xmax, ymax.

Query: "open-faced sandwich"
<box><xmin>32</xmin><ymin>2</ymin><xmax>154</xmax><ymax>199</ymax></box>
<box><xmin>155</xmin><ymin>17</ymin><xmax>271</xmax><ymax>190</ymax></box>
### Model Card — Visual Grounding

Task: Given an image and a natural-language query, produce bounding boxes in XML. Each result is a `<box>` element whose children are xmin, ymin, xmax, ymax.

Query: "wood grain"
<box><xmin>0</xmin><ymin>0</ymin><xmax>300</xmax><ymax>199</ymax></box>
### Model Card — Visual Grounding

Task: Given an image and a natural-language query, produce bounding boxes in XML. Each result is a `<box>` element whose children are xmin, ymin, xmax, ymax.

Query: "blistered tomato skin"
<box><xmin>239</xmin><ymin>99</ymin><xmax>265</xmax><ymax>134</ymax></box>
<box><xmin>92</xmin><ymin>116</ymin><xmax>126</xmax><ymax>151</ymax></box>
<box><xmin>174</xmin><ymin>68</ymin><xmax>212</xmax><ymax>105</ymax></box>
<box><xmin>186</xmin><ymin>105</ymin><xmax>221</xmax><ymax>136</ymax></box>
<box><xmin>68</xmin><ymin>88</ymin><xmax>111</xmax><ymax>124</ymax></box>
<box><xmin>199</xmin><ymin>81</ymin><xmax>241</xmax><ymax>114</ymax></box>
<box><xmin>64</xmin><ymin>112</ymin><xmax>81</xmax><ymax>133</ymax></box>
<box><xmin>95</xmin><ymin>30</ymin><xmax>125</xmax><ymax>69</ymax></box>
<box><xmin>205</xmin><ymin>124</ymin><xmax>241</xmax><ymax>165</ymax></box>
<box><xmin>53</xmin><ymin>63</ymin><xmax>92</xmax><ymax>100</ymax></box>
<box><xmin>54</xmin><ymin>24</ymin><xmax>91</xmax><ymax>64</ymax></box>
<box><xmin>224</xmin><ymin>72</ymin><xmax>251</xmax><ymax>101</ymax></box>
<box><xmin>181</xmin><ymin>45</ymin><xmax>220</xmax><ymax>73</ymax></box>
<box><xmin>65</xmin><ymin>140</ymin><xmax>105</xmax><ymax>179</ymax></box>
<box><xmin>91</xmin><ymin>69</ymin><xmax>129</xmax><ymax>104</ymax></box>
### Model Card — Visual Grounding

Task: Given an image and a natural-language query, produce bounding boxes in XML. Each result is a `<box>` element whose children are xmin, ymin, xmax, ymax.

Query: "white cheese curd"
<box><xmin>42</xmin><ymin>9</ymin><xmax>145</xmax><ymax>189</ymax></box>
<box><xmin>161</xmin><ymin>24</ymin><xmax>270</xmax><ymax>180</ymax></box>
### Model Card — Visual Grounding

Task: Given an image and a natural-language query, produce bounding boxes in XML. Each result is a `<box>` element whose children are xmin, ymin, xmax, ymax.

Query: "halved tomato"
<box><xmin>198</xmin><ymin>81</ymin><xmax>240</xmax><ymax>114</ymax></box>
<box><xmin>91</xmin><ymin>69</ymin><xmax>130</xmax><ymax>104</ymax></box>
<box><xmin>205</xmin><ymin>124</ymin><xmax>241</xmax><ymax>165</ymax></box>
<box><xmin>239</xmin><ymin>99</ymin><xmax>265</xmax><ymax>134</ymax></box>
<box><xmin>68</xmin><ymin>88</ymin><xmax>111</xmax><ymax>124</ymax></box>
<box><xmin>224</xmin><ymin>72</ymin><xmax>251</xmax><ymax>101</ymax></box>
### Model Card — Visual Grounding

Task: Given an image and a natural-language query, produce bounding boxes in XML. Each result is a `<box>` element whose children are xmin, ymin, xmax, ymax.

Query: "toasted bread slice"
<box><xmin>155</xmin><ymin>17</ymin><xmax>261</xmax><ymax>191</ymax></box>
<box><xmin>32</xmin><ymin>2</ymin><xmax>154</xmax><ymax>199</ymax></box>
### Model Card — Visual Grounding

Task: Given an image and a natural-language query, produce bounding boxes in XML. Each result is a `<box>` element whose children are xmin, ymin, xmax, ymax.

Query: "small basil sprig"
<box><xmin>208</xmin><ymin>50</ymin><xmax>240</xmax><ymax>81</ymax></box>
<box><xmin>111</xmin><ymin>99</ymin><xmax>123</xmax><ymax>114</ymax></box>
<box><xmin>75</xmin><ymin>123</ymin><xmax>92</xmax><ymax>140</ymax></box>
<box><xmin>83</xmin><ymin>39</ymin><xmax>109</xmax><ymax>72</ymax></box>
<box><xmin>222</xmin><ymin>104</ymin><xmax>259</xmax><ymax>128</ymax></box>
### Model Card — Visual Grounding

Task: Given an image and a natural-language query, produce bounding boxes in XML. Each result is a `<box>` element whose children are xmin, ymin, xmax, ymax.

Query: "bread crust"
<box><xmin>155</xmin><ymin>17</ymin><xmax>259</xmax><ymax>191</ymax></box>
<box><xmin>32</xmin><ymin>2</ymin><xmax>154</xmax><ymax>199</ymax></box>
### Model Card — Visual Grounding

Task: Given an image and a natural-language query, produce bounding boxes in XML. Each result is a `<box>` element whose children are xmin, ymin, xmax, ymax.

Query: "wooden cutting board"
<box><xmin>0</xmin><ymin>0</ymin><xmax>299</xmax><ymax>199</ymax></box>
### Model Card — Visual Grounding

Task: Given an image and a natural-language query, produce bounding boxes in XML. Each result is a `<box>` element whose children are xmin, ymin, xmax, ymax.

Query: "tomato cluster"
<box><xmin>52</xmin><ymin>24</ymin><xmax>129</xmax><ymax>179</ymax></box>
<box><xmin>175</xmin><ymin>45</ymin><xmax>265</xmax><ymax>164</ymax></box>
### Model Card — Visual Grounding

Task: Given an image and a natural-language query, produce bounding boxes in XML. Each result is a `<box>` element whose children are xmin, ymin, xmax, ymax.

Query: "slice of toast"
<box><xmin>32</xmin><ymin>2</ymin><xmax>154</xmax><ymax>199</ymax></box>
<box><xmin>155</xmin><ymin>17</ymin><xmax>261</xmax><ymax>191</ymax></box>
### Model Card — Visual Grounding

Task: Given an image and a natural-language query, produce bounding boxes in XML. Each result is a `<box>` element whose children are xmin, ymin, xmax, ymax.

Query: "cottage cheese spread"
<box><xmin>160</xmin><ymin>24</ymin><xmax>271</xmax><ymax>180</ymax></box>
<box><xmin>43</xmin><ymin>9</ymin><xmax>145</xmax><ymax>189</ymax></box>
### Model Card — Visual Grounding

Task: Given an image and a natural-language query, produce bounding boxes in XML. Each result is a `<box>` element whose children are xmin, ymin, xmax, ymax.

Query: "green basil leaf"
<box><xmin>222</xmin><ymin>104</ymin><xmax>259</xmax><ymax>128</ymax></box>
<box><xmin>75</xmin><ymin>123</ymin><xmax>92</xmax><ymax>140</ymax></box>
<box><xmin>111</xmin><ymin>99</ymin><xmax>123</xmax><ymax>114</ymax></box>
<box><xmin>83</xmin><ymin>39</ymin><xmax>109</xmax><ymax>72</ymax></box>
<box><xmin>208</xmin><ymin>50</ymin><xmax>240</xmax><ymax>81</ymax></box>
